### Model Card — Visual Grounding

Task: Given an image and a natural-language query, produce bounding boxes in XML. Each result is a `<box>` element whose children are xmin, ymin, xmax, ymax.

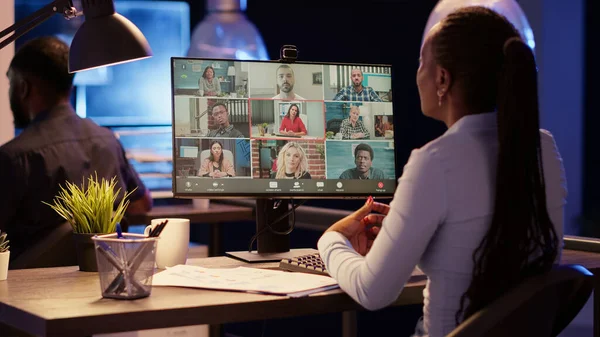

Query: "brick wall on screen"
<box><xmin>251</xmin><ymin>141</ymin><xmax>269</xmax><ymax>178</ymax></box>
<box><xmin>305</xmin><ymin>142</ymin><xmax>325</xmax><ymax>178</ymax></box>
<box><xmin>251</xmin><ymin>140</ymin><xmax>326</xmax><ymax>179</ymax></box>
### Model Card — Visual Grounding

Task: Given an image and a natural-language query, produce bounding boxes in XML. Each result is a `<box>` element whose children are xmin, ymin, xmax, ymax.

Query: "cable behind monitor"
<box><xmin>247</xmin><ymin>199</ymin><xmax>307</xmax><ymax>252</ymax></box>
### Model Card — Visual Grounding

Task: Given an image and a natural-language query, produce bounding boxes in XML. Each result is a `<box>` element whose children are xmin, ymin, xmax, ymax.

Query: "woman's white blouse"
<box><xmin>318</xmin><ymin>112</ymin><xmax>567</xmax><ymax>337</ymax></box>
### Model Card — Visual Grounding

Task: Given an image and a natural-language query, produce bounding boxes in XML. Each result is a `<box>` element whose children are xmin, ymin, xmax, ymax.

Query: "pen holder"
<box><xmin>92</xmin><ymin>233</ymin><xmax>158</xmax><ymax>300</ymax></box>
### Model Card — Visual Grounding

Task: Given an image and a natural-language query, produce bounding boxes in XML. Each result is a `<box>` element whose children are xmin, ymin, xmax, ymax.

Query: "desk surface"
<box><xmin>0</xmin><ymin>249</ymin><xmax>597</xmax><ymax>337</ymax></box>
<box><xmin>0</xmin><ymin>251</ymin><xmax>424</xmax><ymax>337</ymax></box>
<box><xmin>126</xmin><ymin>203</ymin><xmax>254</xmax><ymax>225</ymax></box>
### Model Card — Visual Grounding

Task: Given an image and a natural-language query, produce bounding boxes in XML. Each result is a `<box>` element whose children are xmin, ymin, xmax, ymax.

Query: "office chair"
<box><xmin>10</xmin><ymin>221</ymin><xmax>78</xmax><ymax>269</ymax></box>
<box><xmin>446</xmin><ymin>264</ymin><xmax>594</xmax><ymax>337</ymax></box>
<box><xmin>326</xmin><ymin>118</ymin><xmax>343</xmax><ymax>134</ymax></box>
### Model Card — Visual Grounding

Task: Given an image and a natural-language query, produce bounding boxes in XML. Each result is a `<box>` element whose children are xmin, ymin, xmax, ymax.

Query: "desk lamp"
<box><xmin>226</xmin><ymin>65</ymin><xmax>236</xmax><ymax>92</ymax></box>
<box><xmin>0</xmin><ymin>0</ymin><xmax>152</xmax><ymax>73</ymax></box>
<box><xmin>423</xmin><ymin>0</ymin><xmax>535</xmax><ymax>50</ymax></box>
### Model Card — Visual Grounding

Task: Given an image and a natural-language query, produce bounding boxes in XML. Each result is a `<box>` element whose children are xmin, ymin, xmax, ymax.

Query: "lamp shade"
<box><xmin>423</xmin><ymin>0</ymin><xmax>535</xmax><ymax>50</ymax></box>
<box><xmin>227</xmin><ymin>66</ymin><xmax>236</xmax><ymax>76</ymax></box>
<box><xmin>187</xmin><ymin>0</ymin><xmax>268</xmax><ymax>60</ymax></box>
<box><xmin>69</xmin><ymin>0</ymin><xmax>152</xmax><ymax>73</ymax></box>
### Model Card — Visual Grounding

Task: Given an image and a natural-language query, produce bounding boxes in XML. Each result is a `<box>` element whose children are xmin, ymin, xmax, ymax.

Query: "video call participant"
<box><xmin>333</xmin><ymin>68</ymin><xmax>382</xmax><ymax>102</ymax></box>
<box><xmin>207</xmin><ymin>103</ymin><xmax>244</xmax><ymax>138</ymax></box>
<box><xmin>198</xmin><ymin>140</ymin><xmax>235</xmax><ymax>178</ymax></box>
<box><xmin>271</xmin><ymin>142</ymin><xmax>312</xmax><ymax>179</ymax></box>
<box><xmin>272</xmin><ymin>65</ymin><xmax>306</xmax><ymax>100</ymax></box>
<box><xmin>279</xmin><ymin>104</ymin><xmax>307</xmax><ymax>136</ymax></box>
<box><xmin>339</xmin><ymin>143</ymin><xmax>385</xmax><ymax>180</ymax></box>
<box><xmin>318</xmin><ymin>7</ymin><xmax>566</xmax><ymax>337</ymax></box>
<box><xmin>198</xmin><ymin>65</ymin><xmax>221</xmax><ymax>97</ymax></box>
<box><xmin>375</xmin><ymin>115</ymin><xmax>385</xmax><ymax>137</ymax></box>
<box><xmin>0</xmin><ymin>36</ymin><xmax>152</xmax><ymax>262</ymax></box>
<box><xmin>339</xmin><ymin>106</ymin><xmax>370</xmax><ymax>140</ymax></box>
<box><xmin>375</xmin><ymin>116</ymin><xmax>394</xmax><ymax>137</ymax></box>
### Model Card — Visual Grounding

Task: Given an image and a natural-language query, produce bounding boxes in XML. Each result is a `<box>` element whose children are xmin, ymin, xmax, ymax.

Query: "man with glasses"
<box><xmin>207</xmin><ymin>103</ymin><xmax>244</xmax><ymax>138</ymax></box>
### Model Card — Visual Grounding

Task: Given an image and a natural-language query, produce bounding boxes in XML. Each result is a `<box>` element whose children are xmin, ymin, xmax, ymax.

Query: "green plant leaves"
<box><xmin>43</xmin><ymin>173</ymin><xmax>137</xmax><ymax>234</ymax></box>
<box><xmin>0</xmin><ymin>231</ymin><xmax>9</xmax><ymax>253</ymax></box>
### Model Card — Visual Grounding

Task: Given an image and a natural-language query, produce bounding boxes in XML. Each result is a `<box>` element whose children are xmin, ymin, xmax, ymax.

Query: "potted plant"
<box><xmin>44</xmin><ymin>174</ymin><xmax>136</xmax><ymax>272</ymax></box>
<box><xmin>0</xmin><ymin>231</ymin><xmax>9</xmax><ymax>280</ymax></box>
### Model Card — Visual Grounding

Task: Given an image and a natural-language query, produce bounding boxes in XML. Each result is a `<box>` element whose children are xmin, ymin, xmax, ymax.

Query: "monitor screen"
<box><xmin>171</xmin><ymin>57</ymin><xmax>396</xmax><ymax>198</ymax></box>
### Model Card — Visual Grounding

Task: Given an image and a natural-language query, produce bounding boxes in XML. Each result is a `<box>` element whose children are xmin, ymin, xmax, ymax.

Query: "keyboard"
<box><xmin>278</xmin><ymin>252</ymin><xmax>330</xmax><ymax>277</ymax></box>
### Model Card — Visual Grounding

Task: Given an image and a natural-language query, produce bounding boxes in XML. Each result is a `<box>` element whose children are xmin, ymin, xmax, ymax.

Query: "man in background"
<box><xmin>0</xmin><ymin>36</ymin><xmax>152</xmax><ymax>263</ymax></box>
<box><xmin>207</xmin><ymin>102</ymin><xmax>244</xmax><ymax>137</ymax></box>
<box><xmin>339</xmin><ymin>143</ymin><xmax>385</xmax><ymax>180</ymax></box>
<box><xmin>272</xmin><ymin>64</ymin><xmax>305</xmax><ymax>100</ymax></box>
<box><xmin>333</xmin><ymin>68</ymin><xmax>382</xmax><ymax>102</ymax></box>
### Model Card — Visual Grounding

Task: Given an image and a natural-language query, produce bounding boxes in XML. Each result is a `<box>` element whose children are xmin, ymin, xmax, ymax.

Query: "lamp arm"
<box><xmin>0</xmin><ymin>0</ymin><xmax>79</xmax><ymax>51</ymax></box>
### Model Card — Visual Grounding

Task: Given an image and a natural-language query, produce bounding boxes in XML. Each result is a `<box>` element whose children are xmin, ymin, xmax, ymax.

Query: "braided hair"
<box><xmin>429</xmin><ymin>6</ymin><xmax>558</xmax><ymax>324</ymax></box>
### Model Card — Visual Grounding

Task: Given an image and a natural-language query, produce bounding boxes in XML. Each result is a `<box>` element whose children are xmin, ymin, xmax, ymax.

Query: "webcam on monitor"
<box><xmin>279</xmin><ymin>44</ymin><xmax>298</xmax><ymax>63</ymax></box>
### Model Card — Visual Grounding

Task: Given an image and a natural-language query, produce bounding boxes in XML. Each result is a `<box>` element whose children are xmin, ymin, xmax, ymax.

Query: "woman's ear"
<box><xmin>436</xmin><ymin>66</ymin><xmax>452</xmax><ymax>94</ymax></box>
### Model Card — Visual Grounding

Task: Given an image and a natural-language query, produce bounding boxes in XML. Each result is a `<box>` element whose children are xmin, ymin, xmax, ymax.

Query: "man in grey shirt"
<box><xmin>207</xmin><ymin>103</ymin><xmax>244</xmax><ymax>138</ymax></box>
<box><xmin>339</xmin><ymin>143</ymin><xmax>385</xmax><ymax>180</ymax></box>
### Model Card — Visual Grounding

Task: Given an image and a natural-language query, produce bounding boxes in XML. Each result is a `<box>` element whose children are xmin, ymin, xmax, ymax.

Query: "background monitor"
<box><xmin>171</xmin><ymin>57</ymin><xmax>397</xmax><ymax>199</ymax></box>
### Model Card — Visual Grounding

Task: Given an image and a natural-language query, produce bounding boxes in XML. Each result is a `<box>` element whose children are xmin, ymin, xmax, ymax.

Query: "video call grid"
<box><xmin>171</xmin><ymin>58</ymin><xmax>395</xmax><ymax>183</ymax></box>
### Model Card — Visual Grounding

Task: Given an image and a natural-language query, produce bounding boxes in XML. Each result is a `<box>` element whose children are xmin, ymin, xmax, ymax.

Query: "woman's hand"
<box><xmin>325</xmin><ymin>197</ymin><xmax>389</xmax><ymax>255</ymax></box>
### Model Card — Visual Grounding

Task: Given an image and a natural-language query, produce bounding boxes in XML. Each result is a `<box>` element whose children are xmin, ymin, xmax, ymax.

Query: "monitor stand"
<box><xmin>226</xmin><ymin>199</ymin><xmax>317</xmax><ymax>263</ymax></box>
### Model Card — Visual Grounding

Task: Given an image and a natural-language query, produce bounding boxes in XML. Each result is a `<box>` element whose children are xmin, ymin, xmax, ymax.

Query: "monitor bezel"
<box><xmin>170</xmin><ymin>56</ymin><xmax>397</xmax><ymax>199</ymax></box>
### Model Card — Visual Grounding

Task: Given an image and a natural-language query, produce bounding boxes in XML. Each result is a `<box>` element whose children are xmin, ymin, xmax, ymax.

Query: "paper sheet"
<box><xmin>152</xmin><ymin>265</ymin><xmax>339</xmax><ymax>296</ymax></box>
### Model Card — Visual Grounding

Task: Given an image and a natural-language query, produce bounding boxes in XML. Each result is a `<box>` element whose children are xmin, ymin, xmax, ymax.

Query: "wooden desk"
<box><xmin>0</xmin><ymin>249</ymin><xmax>597</xmax><ymax>337</ymax></box>
<box><xmin>559</xmin><ymin>249</ymin><xmax>600</xmax><ymax>337</ymax></box>
<box><xmin>125</xmin><ymin>203</ymin><xmax>254</xmax><ymax>256</ymax></box>
<box><xmin>0</xmin><ymin>254</ymin><xmax>424</xmax><ymax>337</ymax></box>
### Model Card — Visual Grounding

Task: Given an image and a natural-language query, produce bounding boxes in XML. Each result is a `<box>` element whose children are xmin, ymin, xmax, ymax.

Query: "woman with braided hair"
<box><xmin>318</xmin><ymin>6</ymin><xmax>566</xmax><ymax>337</ymax></box>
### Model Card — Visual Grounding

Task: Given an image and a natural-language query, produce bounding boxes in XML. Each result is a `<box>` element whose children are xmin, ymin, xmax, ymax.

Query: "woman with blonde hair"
<box><xmin>339</xmin><ymin>105</ymin><xmax>370</xmax><ymax>140</ymax></box>
<box><xmin>271</xmin><ymin>142</ymin><xmax>311</xmax><ymax>179</ymax></box>
<box><xmin>198</xmin><ymin>141</ymin><xmax>235</xmax><ymax>178</ymax></box>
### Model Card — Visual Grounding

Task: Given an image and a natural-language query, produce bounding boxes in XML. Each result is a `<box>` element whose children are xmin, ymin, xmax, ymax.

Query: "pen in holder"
<box><xmin>92</xmin><ymin>233</ymin><xmax>158</xmax><ymax>300</ymax></box>
<box><xmin>149</xmin><ymin>219</ymin><xmax>168</xmax><ymax>237</ymax></box>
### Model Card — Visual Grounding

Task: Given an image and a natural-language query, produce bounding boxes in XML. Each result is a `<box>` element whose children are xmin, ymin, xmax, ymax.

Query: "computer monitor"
<box><xmin>171</xmin><ymin>57</ymin><xmax>397</xmax><ymax>261</ymax></box>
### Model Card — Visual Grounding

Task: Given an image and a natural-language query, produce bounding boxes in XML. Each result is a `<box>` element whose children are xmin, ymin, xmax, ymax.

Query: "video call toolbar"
<box><xmin>175</xmin><ymin>177</ymin><xmax>395</xmax><ymax>197</ymax></box>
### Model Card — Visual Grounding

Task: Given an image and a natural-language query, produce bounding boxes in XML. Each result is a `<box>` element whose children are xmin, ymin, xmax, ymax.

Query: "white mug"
<box><xmin>145</xmin><ymin>218</ymin><xmax>190</xmax><ymax>269</ymax></box>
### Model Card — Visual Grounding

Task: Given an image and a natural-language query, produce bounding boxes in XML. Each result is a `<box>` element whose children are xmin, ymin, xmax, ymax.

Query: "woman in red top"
<box><xmin>279</xmin><ymin>104</ymin><xmax>307</xmax><ymax>136</ymax></box>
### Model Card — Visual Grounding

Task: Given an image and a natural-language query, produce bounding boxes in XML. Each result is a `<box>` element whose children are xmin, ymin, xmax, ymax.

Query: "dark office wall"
<box><xmin>583</xmin><ymin>0</ymin><xmax>599</xmax><ymax>237</ymax></box>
